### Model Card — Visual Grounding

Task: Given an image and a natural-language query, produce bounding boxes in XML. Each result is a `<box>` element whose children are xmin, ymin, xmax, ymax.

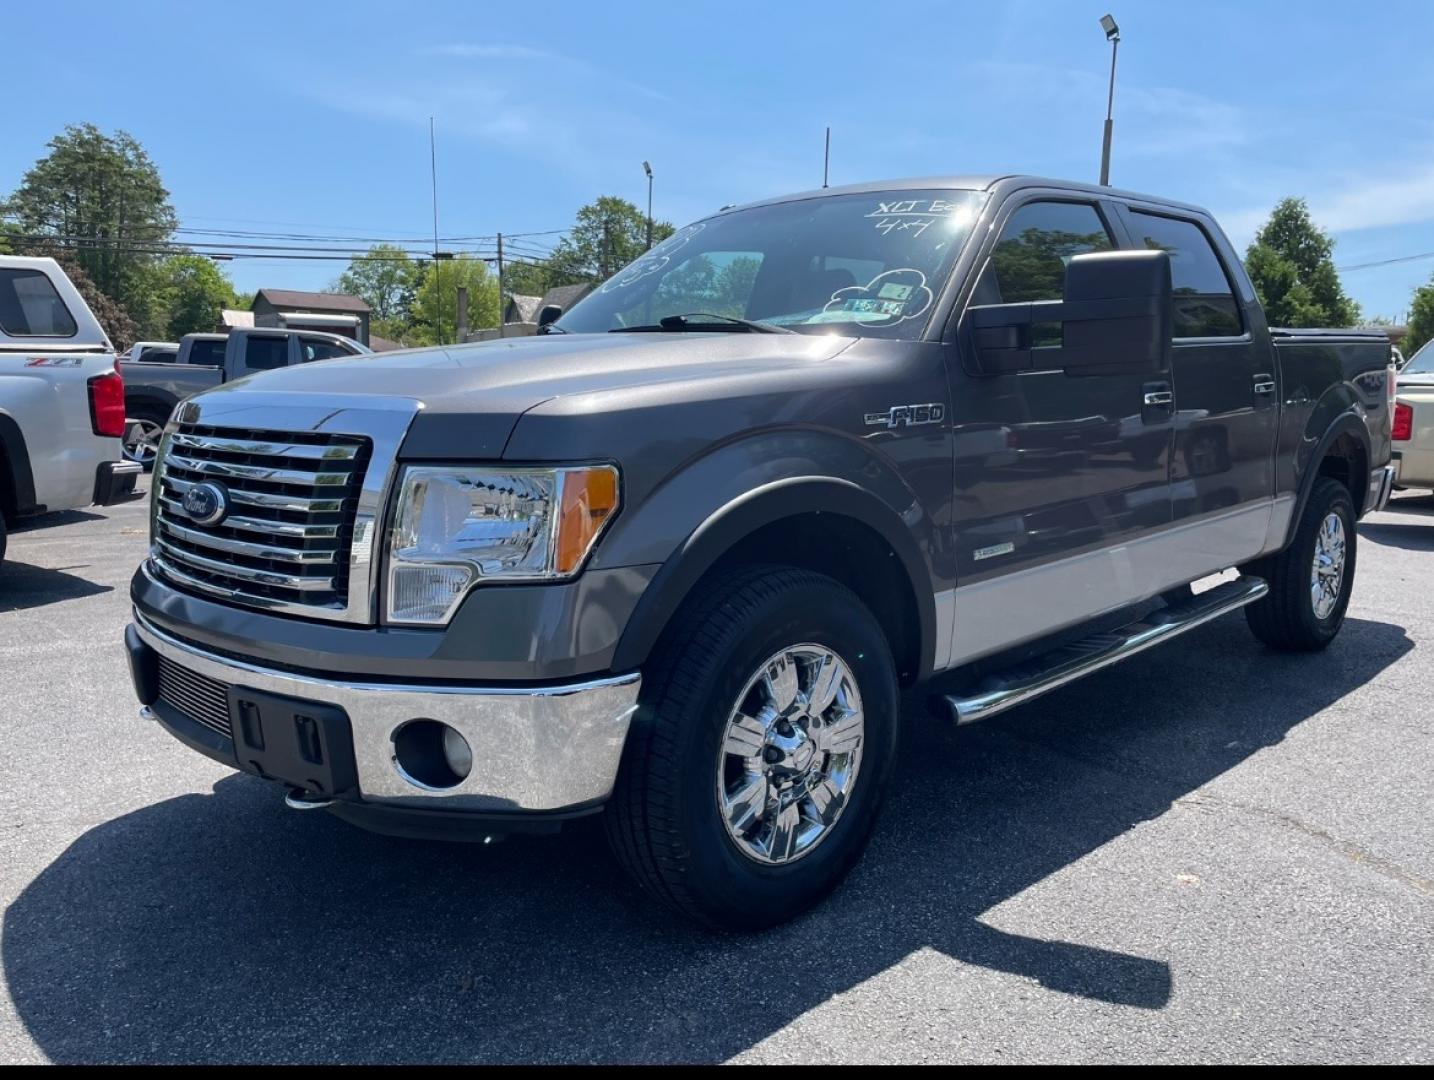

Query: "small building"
<box><xmin>252</xmin><ymin>288</ymin><xmax>372</xmax><ymax>345</ymax></box>
<box><xmin>537</xmin><ymin>283</ymin><xmax>594</xmax><ymax>317</ymax></box>
<box><xmin>503</xmin><ymin>294</ymin><xmax>542</xmax><ymax>325</ymax></box>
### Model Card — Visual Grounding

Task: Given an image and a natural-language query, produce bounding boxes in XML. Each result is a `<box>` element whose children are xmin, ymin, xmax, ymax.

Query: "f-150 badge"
<box><xmin>864</xmin><ymin>403</ymin><xmax>945</xmax><ymax>429</ymax></box>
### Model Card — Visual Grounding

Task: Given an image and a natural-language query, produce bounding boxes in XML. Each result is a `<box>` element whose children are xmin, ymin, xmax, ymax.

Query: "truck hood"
<box><xmin>218</xmin><ymin>332</ymin><xmax>855</xmax><ymax>456</ymax></box>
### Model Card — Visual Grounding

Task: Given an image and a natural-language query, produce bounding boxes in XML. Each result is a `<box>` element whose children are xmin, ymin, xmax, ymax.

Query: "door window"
<box><xmin>981</xmin><ymin>201</ymin><xmax>1114</xmax><ymax>304</ymax></box>
<box><xmin>243</xmin><ymin>335</ymin><xmax>289</xmax><ymax>370</ymax></box>
<box><xmin>1127</xmin><ymin>211</ymin><xmax>1243</xmax><ymax>338</ymax></box>
<box><xmin>300</xmin><ymin>337</ymin><xmax>353</xmax><ymax>362</ymax></box>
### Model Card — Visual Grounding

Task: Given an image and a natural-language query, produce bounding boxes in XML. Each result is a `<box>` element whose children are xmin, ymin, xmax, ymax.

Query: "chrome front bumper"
<box><xmin>131</xmin><ymin>614</ymin><xmax>640</xmax><ymax>813</ymax></box>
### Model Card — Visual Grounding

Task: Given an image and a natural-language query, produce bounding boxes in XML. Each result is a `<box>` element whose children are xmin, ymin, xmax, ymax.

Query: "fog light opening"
<box><xmin>391</xmin><ymin>719</ymin><xmax>472</xmax><ymax>790</ymax></box>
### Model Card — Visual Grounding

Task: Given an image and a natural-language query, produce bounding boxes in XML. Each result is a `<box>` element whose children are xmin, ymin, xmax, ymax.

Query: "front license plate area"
<box><xmin>228</xmin><ymin>686</ymin><xmax>359</xmax><ymax>797</ymax></box>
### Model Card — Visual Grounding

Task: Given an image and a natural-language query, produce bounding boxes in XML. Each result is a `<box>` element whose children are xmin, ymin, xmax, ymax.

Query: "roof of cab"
<box><xmin>709</xmin><ymin>174</ymin><xmax>1210</xmax><ymax>220</ymax></box>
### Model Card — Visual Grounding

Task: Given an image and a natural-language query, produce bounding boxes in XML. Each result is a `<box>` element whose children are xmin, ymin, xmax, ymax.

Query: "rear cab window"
<box><xmin>300</xmin><ymin>337</ymin><xmax>354</xmax><ymax>362</ymax></box>
<box><xmin>0</xmin><ymin>268</ymin><xmax>78</xmax><ymax>337</ymax></box>
<box><xmin>1125</xmin><ymin>211</ymin><xmax>1243</xmax><ymax>338</ymax></box>
<box><xmin>187</xmin><ymin>339</ymin><xmax>226</xmax><ymax>366</ymax></box>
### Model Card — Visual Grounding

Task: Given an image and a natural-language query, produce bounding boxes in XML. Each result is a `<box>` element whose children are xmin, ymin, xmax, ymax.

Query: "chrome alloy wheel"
<box><xmin>122</xmin><ymin>418</ymin><xmax>164</xmax><ymax>466</ymax></box>
<box><xmin>715</xmin><ymin>644</ymin><xmax>864</xmax><ymax>866</ymax></box>
<box><xmin>1310</xmin><ymin>511</ymin><xmax>1347</xmax><ymax>620</ymax></box>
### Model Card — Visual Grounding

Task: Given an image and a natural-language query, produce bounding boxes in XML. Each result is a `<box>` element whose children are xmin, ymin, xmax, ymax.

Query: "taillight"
<box><xmin>88</xmin><ymin>370</ymin><xmax>127</xmax><ymax>438</ymax></box>
<box><xmin>1392</xmin><ymin>401</ymin><xmax>1413</xmax><ymax>442</ymax></box>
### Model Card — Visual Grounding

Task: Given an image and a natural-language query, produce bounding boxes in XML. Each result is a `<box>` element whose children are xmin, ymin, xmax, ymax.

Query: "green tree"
<box><xmin>157</xmin><ymin>254</ymin><xmax>238</xmax><ymax>338</ymax></box>
<box><xmin>411</xmin><ymin>256</ymin><xmax>499</xmax><ymax>345</ymax></box>
<box><xmin>1404</xmin><ymin>276</ymin><xmax>1434</xmax><ymax>357</ymax></box>
<box><xmin>546</xmin><ymin>196</ymin><xmax>674</xmax><ymax>283</ymax></box>
<box><xmin>334</xmin><ymin>244</ymin><xmax>426</xmax><ymax>325</ymax></box>
<box><xmin>7</xmin><ymin>124</ymin><xmax>177</xmax><ymax>326</ymax></box>
<box><xmin>1244</xmin><ymin>198</ymin><xmax>1359</xmax><ymax>328</ymax></box>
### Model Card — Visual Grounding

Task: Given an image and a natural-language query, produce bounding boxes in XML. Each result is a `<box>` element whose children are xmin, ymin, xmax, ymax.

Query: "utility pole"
<box><xmin>496</xmin><ymin>232</ymin><xmax>505</xmax><ymax>337</ymax></box>
<box><xmin>456</xmin><ymin>286</ymin><xmax>469</xmax><ymax>344</ymax></box>
<box><xmin>823</xmin><ymin>127</ymin><xmax>831</xmax><ymax>188</ymax></box>
<box><xmin>1099</xmin><ymin>15</ymin><xmax>1120</xmax><ymax>186</ymax></box>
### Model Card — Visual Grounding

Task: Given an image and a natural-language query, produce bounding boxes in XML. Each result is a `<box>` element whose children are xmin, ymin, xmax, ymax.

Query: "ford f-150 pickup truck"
<box><xmin>1</xmin><ymin>256</ymin><xmax>140</xmax><ymax>568</ymax></box>
<box><xmin>124</xmin><ymin>176</ymin><xmax>1395</xmax><ymax>929</ymax></box>
<box><xmin>120</xmin><ymin>328</ymin><xmax>371</xmax><ymax>466</ymax></box>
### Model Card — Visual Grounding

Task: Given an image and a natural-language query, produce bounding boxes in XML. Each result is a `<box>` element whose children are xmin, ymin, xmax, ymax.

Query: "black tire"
<box><xmin>1244</xmin><ymin>477</ymin><xmax>1356</xmax><ymax>651</ymax></box>
<box><xmin>0</xmin><ymin>510</ymin><xmax>7</xmax><ymax>569</ymax></box>
<box><xmin>122</xmin><ymin>405</ymin><xmax>169</xmax><ymax>471</ymax></box>
<box><xmin>605</xmin><ymin>565</ymin><xmax>899</xmax><ymax>931</ymax></box>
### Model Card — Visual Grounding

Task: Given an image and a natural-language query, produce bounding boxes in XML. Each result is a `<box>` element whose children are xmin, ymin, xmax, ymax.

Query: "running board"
<box><xmin>944</xmin><ymin>576</ymin><xmax>1268</xmax><ymax>725</ymax></box>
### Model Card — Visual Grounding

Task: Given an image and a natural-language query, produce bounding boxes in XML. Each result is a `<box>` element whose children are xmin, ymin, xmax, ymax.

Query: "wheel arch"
<box><xmin>1284</xmin><ymin>411</ymin><xmax>1371</xmax><ymax>547</ymax></box>
<box><xmin>610</xmin><ymin>477</ymin><xmax>937</xmax><ymax>685</ymax></box>
<box><xmin>0</xmin><ymin>411</ymin><xmax>38</xmax><ymax>521</ymax></box>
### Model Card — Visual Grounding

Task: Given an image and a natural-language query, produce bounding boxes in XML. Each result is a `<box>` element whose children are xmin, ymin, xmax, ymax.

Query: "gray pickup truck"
<box><xmin>119</xmin><ymin>328</ymin><xmax>369</xmax><ymax>465</ymax></box>
<box><xmin>124</xmin><ymin>175</ymin><xmax>1395</xmax><ymax>929</ymax></box>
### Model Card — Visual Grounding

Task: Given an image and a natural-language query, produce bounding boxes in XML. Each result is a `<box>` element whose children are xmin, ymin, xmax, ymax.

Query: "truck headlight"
<box><xmin>385</xmin><ymin>465</ymin><xmax>620</xmax><ymax>625</ymax></box>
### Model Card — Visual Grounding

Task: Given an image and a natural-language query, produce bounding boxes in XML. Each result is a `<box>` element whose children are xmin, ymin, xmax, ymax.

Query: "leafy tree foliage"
<box><xmin>545</xmin><ymin>196</ymin><xmax>674</xmax><ymax>285</ymax></box>
<box><xmin>333</xmin><ymin>245</ymin><xmax>426</xmax><ymax>324</ymax></box>
<box><xmin>1403</xmin><ymin>276</ymin><xmax>1434</xmax><ymax>357</ymax></box>
<box><xmin>7</xmin><ymin>124</ymin><xmax>177</xmax><ymax>330</ymax></box>
<box><xmin>411</xmin><ymin>256</ymin><xmax>499</xmax><ymax>345</ymax></box>
<box><xmin>158</xmin><ymin>254</ymin><xmax>239</xmax><ymax>338</ymax></box>
<box><xmin>1244</xmin><ymin>198</ymin><xmax>1359</xmax><ymax>328</ymax></box>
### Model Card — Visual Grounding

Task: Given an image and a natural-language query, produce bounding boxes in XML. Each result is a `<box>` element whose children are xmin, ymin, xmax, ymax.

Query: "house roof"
<box><xmin>504</xmin><ymin>294</ymin><xmax>542</xmax><ymax>323</ymax></box>
<box><xmin>254</xmin><ymin>288</ymin><xmax>371</xmax><ymax>314</ymax></box>
<box><xmin>369</xmin><ymin>334</ymin><xmax>405</xmax><ymax>352</ymax></box>
<box><xmin>538</xmin><ymin>283</ymin><xmax>594</xmax><ymax>313</ymax></box>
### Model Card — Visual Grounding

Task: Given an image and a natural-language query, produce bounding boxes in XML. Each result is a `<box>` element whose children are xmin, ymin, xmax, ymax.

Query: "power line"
<box><xmin>1339</xmin><ymin>251</ymin><xmax>1434</xmax><ymax>273</ymax></box>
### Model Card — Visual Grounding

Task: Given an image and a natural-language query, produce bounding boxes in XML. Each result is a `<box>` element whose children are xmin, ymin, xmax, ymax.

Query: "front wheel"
<box><xmin>1244</xmin><ymin>477</ymin><xmax>1356</xmax><ymax>651</ymax></box>
<box><xmin>605</xmin><ymin>566</ymin><xmax>899</xmax><ymax>930</ymax></box>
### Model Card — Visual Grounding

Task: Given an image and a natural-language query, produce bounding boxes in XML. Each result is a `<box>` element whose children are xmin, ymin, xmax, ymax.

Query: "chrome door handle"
<box><xmin>1143</xmin><ymin>391</ymin><xmax>1174</xmax><ymax>406</ymax></box>
<box><xmin>1253</xmin><ymin>374</ymin><xmax>1276</xmax><ymax>395</ymax></box>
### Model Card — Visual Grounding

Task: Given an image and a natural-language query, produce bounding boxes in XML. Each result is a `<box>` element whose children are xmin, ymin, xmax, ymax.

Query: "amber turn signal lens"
<box><xmin>555</xmin><ymin>467</ymin><xmax>620</xmax><ymax>574</ymax></box>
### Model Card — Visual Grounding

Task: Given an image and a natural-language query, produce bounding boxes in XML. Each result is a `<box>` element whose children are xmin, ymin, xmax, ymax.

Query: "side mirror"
<box><xmin>968</xmin><ymin>249</ymin><xmax>1172</xmax><ymax>375</ymax></box>
<box><xmin>537</xmin><ymin>304</ymin><xmax>563</xmax><ymax>328</ymax></box>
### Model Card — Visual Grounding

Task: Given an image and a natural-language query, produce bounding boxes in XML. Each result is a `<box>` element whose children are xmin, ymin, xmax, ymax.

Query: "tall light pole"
<box><xmin>642</xmin><ymin>160</ymin><xmax>654</xmax><ymax>250</ymax></box>
<box><xmin>1099</xmin><ymin>14</ymin><xmax>1120</xmax><ymax>187</ymax></box>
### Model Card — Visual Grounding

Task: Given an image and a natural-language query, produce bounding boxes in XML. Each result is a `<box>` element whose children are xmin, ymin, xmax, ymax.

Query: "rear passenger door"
<box><xmin>1112</xmin><ymin>207</ymin><xmax>1276</xmax><ymax>558</ymax></box>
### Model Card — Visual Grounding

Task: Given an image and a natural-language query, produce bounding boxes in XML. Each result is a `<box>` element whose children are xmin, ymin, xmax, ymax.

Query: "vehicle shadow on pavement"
<box><xmin>2</xmin><ymin>615</ymin><xmax>1412</xmax><ymax>1063</ymax></box>
<box><xmin>1359</xmin><ymin>521</ymin><xmax>1434</xmax><ymax>552</ymax></box>
<box><xmin>0</xmin><ymin>561</ymin><xmax>113</xmax><ymax>613</ymax></box>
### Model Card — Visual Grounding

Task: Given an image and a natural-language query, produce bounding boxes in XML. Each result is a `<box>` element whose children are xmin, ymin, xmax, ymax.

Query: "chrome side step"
<box><xmin>944</xmin><ymin>576</ymin><xmax>1268</xmax><ymax>725</ymax></box>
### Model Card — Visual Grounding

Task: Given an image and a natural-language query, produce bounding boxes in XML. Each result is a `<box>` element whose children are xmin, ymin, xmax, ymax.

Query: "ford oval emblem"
<box><xmin>181</xmin><ymin>481</ymin><xmax>229</xmax><ymax>527</ymax></box>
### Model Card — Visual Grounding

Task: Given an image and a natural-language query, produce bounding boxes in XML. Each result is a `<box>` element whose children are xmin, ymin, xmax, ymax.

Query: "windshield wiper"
<box><xmin>612</xmin><ymin>312</ymin><xmax>795</xmax><ymax>335</ymax></box>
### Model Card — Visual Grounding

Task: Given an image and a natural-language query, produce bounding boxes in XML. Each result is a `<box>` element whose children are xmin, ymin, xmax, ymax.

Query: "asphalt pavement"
<box><xmin>0</xmin><ymin>492</ymin><xmax>1430</xmax><ymax>1063</ymax></box>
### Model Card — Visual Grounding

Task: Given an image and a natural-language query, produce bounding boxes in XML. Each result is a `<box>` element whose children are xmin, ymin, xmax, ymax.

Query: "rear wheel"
<box><xmin>122</xmin><ymin>409</ymin><xmax>167</xmax><ymax>470</ymax></box>
<box><xmin>605</xmin><ymin>566</ymin><xmax>899</xmax><ymax>930</ymax></box>
<box><xmin>1244</xmin><ymin>477</ymin><xmax>1356</xmax><ymax>651</ymax></box>
<box><xmin>0</xmin><ymin>510</ymin><xmax>8</xmax><ymax>569</ymax></box>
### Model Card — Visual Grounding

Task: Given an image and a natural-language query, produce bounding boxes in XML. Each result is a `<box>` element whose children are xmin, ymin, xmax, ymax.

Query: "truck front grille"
<box><xmin>157</xmin><ymin>654</ymin><xmax>233</xmax><ymax>740</ymax></box>
<box><xmin>152</xmin><ymin>423</ymin><xmax>371</xmax><ymax>619</ymax></box>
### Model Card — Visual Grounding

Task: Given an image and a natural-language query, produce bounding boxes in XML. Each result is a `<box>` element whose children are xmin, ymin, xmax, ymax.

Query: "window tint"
<box><xmin>1128</xmin><ymin>212</ymin><xmax>1242</xmax><ymax>337</ymax></box>
<box><xmin>985</xmin><ymin>201</ymin><xmax>1114</xmax><ymax>304</ymax></box>
<box><xmin>188</xmin><ymin>339</ymin><xmax>226</xmax><ymax>366</ymax></box>
<box><xmin>301</xmin><ymin>337</ymin><xmax>354</xmax><ymax>362</ymax></box>
<box><xmin>0</xmin><ymin>269</ymin><xmax>78</xmax><ymax>337</ymax></box>
<box><xmin>244</xmin><ymin>336</ymin><xmax>289</xmax><ymax>370</ymax></box>
<box><xmin>138</xmin><ymin>347</ymin><xmax>177</xmax><ymax>363</ymax></box>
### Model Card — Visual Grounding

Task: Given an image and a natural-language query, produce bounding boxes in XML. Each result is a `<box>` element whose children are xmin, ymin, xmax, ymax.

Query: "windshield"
<box><xmin>557</xmin><ymin>189</ymin><xmax>987</xmax><ymax>339</ymax></box>
<box><xmin>1404</xmin><ymin>338</ymin><xmax>1434</xmax><ymax>376</ymax></box>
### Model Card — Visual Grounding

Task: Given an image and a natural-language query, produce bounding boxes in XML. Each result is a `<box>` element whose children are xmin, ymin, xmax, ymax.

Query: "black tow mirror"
<box><xmin>968</xmin><ymin>249</ymin><xmax>1172</xmax><ymax>375</ymax></box>
<box><xmin>537</xmin><ymin>304</ymin><xmax>563</xmax><ymax>328</ymax></box>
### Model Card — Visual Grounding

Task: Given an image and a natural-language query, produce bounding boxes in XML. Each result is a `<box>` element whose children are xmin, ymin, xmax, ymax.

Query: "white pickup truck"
<box><xmin>0</xmin><ymin>256</ymin><xmax>140</xmax><ymax>566</ymax></box>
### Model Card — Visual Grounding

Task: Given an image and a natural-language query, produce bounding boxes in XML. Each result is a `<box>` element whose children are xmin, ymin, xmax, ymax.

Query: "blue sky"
<box><xmin>6</xmin><ymin>0</ymin><xmax>1434</xmax><ymax>319</ymax></box>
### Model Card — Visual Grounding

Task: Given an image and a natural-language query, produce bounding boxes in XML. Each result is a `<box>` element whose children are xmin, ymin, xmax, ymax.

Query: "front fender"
<box><xmin>603</xmin><ymin>430</ymin><xmax>945</xmax><ymax>677</ymax></box>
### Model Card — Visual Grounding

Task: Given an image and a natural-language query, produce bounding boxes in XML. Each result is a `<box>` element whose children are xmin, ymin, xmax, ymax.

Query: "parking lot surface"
<box><xmin>0</xmin><ymin>494</ymin><xmax>1430</xmax><ymax>1064</ymax></box>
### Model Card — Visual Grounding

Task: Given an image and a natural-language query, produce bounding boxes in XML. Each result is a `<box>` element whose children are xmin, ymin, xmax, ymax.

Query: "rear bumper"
<box><xmin>126</xmin><ymin>613</ymin><xmax>641</xmax><ymax>827</ymax></box>
<box><xmin>1368</xmin><ymin>463</ymin><xmax>1396</xmax><ymax>511</ymax></box>
<box><xmin>94</xmin><ymin>459</ymin><xmax>141</xmax><ymax>505</ymax></box>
